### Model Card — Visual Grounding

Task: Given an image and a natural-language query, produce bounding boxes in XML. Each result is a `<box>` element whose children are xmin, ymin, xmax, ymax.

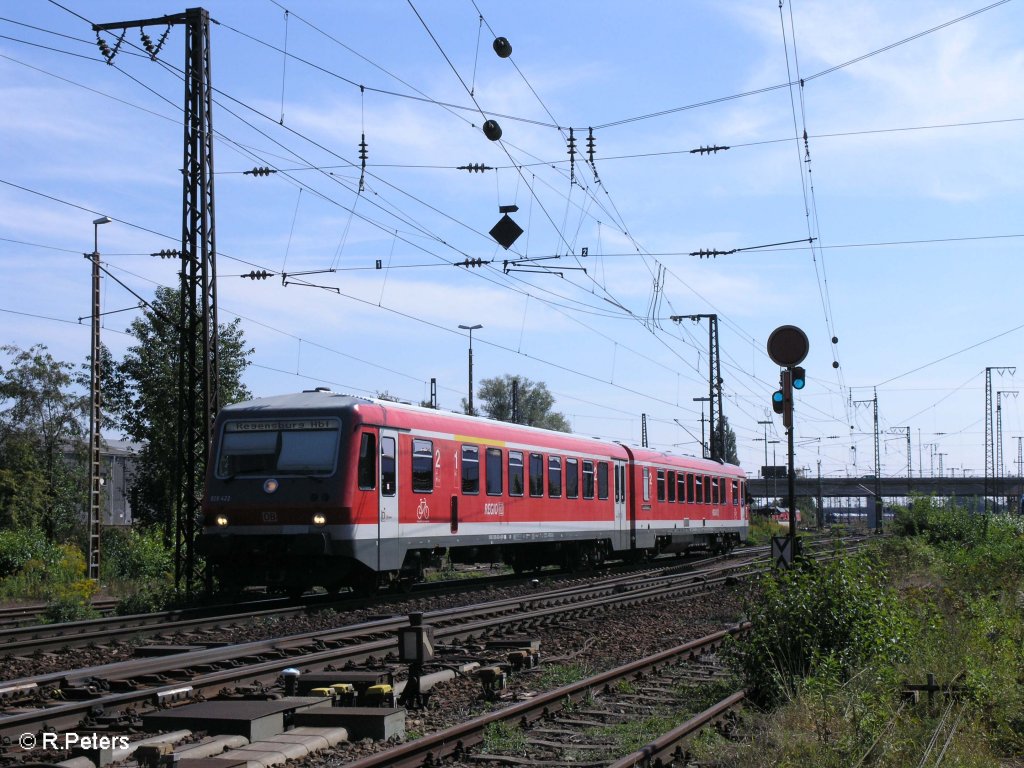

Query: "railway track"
<box><xmin>0</xmin><ymin>553</ymin><xmax>761</xmax><ymax>745</ymax></box>
<box><xmin>0</xmin><ymin>551</ymin><xmax>739</xmax><ymax>657</ymax></box>
<box><xmin>342</xmin><ymin>624</ymin><xmax>750</xmax><ymax>768</ymax></box>
<box><xmin>0</xmin><ymin>599</ymin><xmax>119</xmax><ymax>629</ymax></box>
<box><xmin>2</xmin><ymin>535</ymin><xmax>863</xmax><ymax>767</ymax></box>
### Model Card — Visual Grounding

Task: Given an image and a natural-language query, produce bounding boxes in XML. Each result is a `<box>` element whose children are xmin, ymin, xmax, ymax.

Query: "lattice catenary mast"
<box><xmin>94</xmin><ymin>7</ymin><xmax>219</xmax><ymax>596</ymax></box>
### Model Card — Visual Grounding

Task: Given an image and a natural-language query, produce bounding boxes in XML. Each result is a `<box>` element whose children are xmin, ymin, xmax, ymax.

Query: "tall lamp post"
<box><xmin>87</xmin><ymin>215</ymin><xmax>111</xmax><ymax>582</ymax></box>
<box><xmin>458</xmin><ymin>323</ymin><xmax>482</xmax><ymax>416</ymax></box>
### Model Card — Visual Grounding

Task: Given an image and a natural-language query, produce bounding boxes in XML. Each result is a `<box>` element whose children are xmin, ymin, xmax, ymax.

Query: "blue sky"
<box><xmin>2</xmin><ymin>0</ymin><xmax>1023</xmax><ymax>483</ymax></box>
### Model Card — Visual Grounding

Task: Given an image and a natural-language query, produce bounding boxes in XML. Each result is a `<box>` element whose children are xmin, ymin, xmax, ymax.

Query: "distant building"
<box><xmin>64</xmin><ymin>439</ymin><xmax>140</xmax><ymax>527</ymax></box>
<box><xmin>101</xmin><ymin>439</ymin><xmax>139</xmax><ymax>526</ymax></box>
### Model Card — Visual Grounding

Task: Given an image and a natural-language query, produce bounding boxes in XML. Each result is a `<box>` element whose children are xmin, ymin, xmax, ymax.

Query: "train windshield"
<box><xmin>216</xmin><ymin>417</ymin><xmax>341</xmax><ymax>478</ymax></box>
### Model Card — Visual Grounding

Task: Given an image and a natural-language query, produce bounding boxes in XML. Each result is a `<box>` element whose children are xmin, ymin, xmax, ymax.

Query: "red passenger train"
<box><xmin>199</xmin><ymin>389</ymin><xmax>748</xmax><ymax>594</ymax></box>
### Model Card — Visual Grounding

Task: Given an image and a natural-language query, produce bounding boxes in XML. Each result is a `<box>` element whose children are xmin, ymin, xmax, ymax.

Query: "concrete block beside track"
<box><xmin>293</xmin><ymin>705</ymin><xmax>405</xmax><ymax>741</ymax></box>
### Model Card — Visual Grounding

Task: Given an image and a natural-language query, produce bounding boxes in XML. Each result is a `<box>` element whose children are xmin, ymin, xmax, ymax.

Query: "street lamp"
<box><xmin>458</xmin><ymin>323</ymin><xmax>482</xmax><ymax>416</ymax></box>
<box><xmin>87</xmin><ymin>215</ymin><xmax>111</xmax><ymax>582</ymax></box>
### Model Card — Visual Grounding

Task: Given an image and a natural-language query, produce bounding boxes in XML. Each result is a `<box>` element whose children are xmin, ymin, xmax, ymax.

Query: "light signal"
<box><xmin>792</xmin><ymin>366</ymin><xmax>806</xmax><ymax>390</ymax></box>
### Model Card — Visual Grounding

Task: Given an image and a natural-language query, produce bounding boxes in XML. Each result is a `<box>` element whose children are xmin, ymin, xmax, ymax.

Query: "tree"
<box><xmin>0</xmin><ymin>344</ymin><xmax>87</xmax><ymax>538</ymax></box>
<box><xmin>104</xmin><ymin>287</ymin><xmax>252</xmax><ymax>532</ymax></box>
<box><xmin>721</xmin><ymin>415</ymin><xmax>739</xmax><ymax>465</ymax></box>
<box><xmin>469</xmin><ymin>375</ymin><xmax>571</xmax><ymax>432</ymax></box>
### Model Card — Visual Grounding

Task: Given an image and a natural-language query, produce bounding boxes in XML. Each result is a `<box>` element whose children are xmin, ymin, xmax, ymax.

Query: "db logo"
<box><xmin>416</xmin><ymin>499</ymin><xmax>430</xmax><ymax>521</ymax></box>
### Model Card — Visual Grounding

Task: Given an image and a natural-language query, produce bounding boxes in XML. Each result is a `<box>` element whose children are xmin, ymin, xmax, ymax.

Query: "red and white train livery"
<box><xmin>199</xmin><ymin>390</ymin><xmax>748</xmax><ymax>593</ymax></box>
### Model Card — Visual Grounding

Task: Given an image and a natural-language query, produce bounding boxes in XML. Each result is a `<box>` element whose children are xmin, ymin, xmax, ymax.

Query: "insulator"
<box><xmin>152</xmin><ymin>27</ymin><xmax>171</xmax><ymax>59</ymax></box>
<box><xmin>151</xmin><ymin>249</ymin><xmax>180</xmax><ymax>259</ymax></box>
<box><xmin>359</xmin><ymin>135</ymin><xmax>368</xmax><ymax>163</ymax></box>
<box><xmin>457</xmin><ymin>163</ymin><xmax>492</xmax><ymax>173</ymax></box>
<box><xmin>586</xmin><ymin>128</ymin><xmax>596</xmax><ymax>163</ymax></box>
<box><xmin>690</xmin><ymin>145</ymin><xmax>730</xmax><ymax>155</ymax></box>
<box><xmin>456</xmin><ymin>258</ymin><xmax>485</xmax><ymax>268</ymax></box>
<box><xmin>245</xmin><ymin>270</ymin><xmax>270</xmax><ymax>280</ymax></box>
<box><xmin>244</xmin><ymin>167</ymin><xmax>275</xmax><ymax>177</ymax></box>
<box><xmin>567</xmin><ymin>128</ymin><xmax>576</xmax><ymax>182</ymax></box>
<box><xmin>96</xmin><ymin>36</ymin><xmax>113</xmax><ymax>62</ymax></box>
<box><xmin>141</xmin><ymin>31</ymin><xmax>154</xmax><ymax>55</ymax></box>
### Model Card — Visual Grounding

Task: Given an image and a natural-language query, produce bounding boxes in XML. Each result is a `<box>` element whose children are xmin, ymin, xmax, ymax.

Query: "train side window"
<box><xmin>597</xmin><ymin>462</ymin><xmax>609</xmax><ymax>500</ymax></box>
<box><xmin>509</xmin><ymin>451</ymin><xmax>524</xmax><ymax>496</ymax></box>
<box><xmin>676</xmin><ymin>472</ymin><xmax>685</xmax><ymax>503</ymax></box>
<box><xmin>643</xmin><ymin>467</ymin><xmax>650</xmax><ymax>502</ymax></box>
<box><xmin>704</xmin><ymin>475</ymin><xmax>711</xmax><ymax>504</ymax></box>
<box><xmin>412</xmin><ymin>439</ymin><xmax>433</xmax><ymax>493</ymax></box>
<box><xmin>656</xmin><ymin>469</ymin><xmax>666</xmax><ymax>502</ymax></box>
<box><xmin>486</xmin><ymin>447</ymin><xmax>503</xmax><ymax>496</ymax></box>
<box><xmin>667</xmin><ymin>471</ymin><xmax>676</xmax><ymax>502</ymax></box>
<box><xmin>618</xmin><ymin>464</ymin><xmax>627</xmax><ymax>503</ymax></box>
<box><xmin>529</xmin><ymin>452</ymin><xmax>544</xmax><ymax>497</ymax></box>
<box><xmin>358</xmin><ymin>433</ymin><xmax>376</xmax><ymax>490</ymax></box>
<box><xmin>583</xmin><ymin>460</ymin><xmax>595</xmax><ymax>499</ymax></box>
<box><xmin>732</xmin><ymin>479</ymin><xmax>739</xmax><ymax>505</ymax></box>
<box><xmin>694</xmin><ymin>475</ymin><xmax>703</xmax><ymax>503</ymax></box>
<box><xmin>381</xmin><ymin>436</ymin><xmax>396</xmax><ymax>497</ymax></box>
<box><xmin>548</xmin><ymin>456</ymin><xmax>562</xmax><ymax>498</ymax></box>
<box><xmin>566</xmin><ymin>458</ymin><xmax>579</xmax><ymax>499</ymax></box>
<box><xmin>686</xmin><ymin>473</ymin><xmax>694</xmax><ymax>503</ymax></box>
<box><xmin>462</xmin><ymin>445</ymin><xmax>480</xmax><ymax>495</ymax></box>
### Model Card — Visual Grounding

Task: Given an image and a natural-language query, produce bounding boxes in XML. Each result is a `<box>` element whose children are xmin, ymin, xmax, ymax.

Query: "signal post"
<box><xmin>766</xmin><ymin>325</ymin><xmax>809</xmax><ymax>568</ymax></box>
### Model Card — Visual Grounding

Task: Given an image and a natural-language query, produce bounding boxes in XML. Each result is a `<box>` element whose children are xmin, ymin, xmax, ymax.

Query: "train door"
<box><xmin>378</xmin><ymin>429</ymin><xmax>400</xmax><ymax>572</ymax></box>
<box><xmin>613</xmin><ymin>460</ymin><xmax>628</xmax><ymax>548</ymax></box>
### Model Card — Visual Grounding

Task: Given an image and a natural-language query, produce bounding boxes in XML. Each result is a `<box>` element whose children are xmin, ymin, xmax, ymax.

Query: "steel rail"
<box><xmin>338</xmin><ymin>624</ymin><xmax>750</xmax><ymax>768</ymax></box>
<box><xmin>0</xmin><ymin>557</ymin><xmax>762</xmax><ymax>742</ymax></box>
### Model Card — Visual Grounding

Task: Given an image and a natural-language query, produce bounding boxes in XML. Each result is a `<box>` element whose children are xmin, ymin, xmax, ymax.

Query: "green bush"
<box><xmin>727</xmin><ymin>551</ymin><xmax>914</xmax><ymax>707</ymax></box>
<box><xmin>39</xmin><ymin>545</ymin><xmax>98</xmax><ymax>623</ymax></box>
<box><xmin>0</xmin><ymin>527</ymin><xmax>59</xmax><ymax>577</ymax></box>
<box><xmin>705</xmin><ymin>502</ymin><xmax>1024</xmax><ymax>766</ymax></box>
<box><xmin>100</xmin><ymin>526</ymin><xmax>173</xmax><ymax>583</ymax></box>
<box><xmin>115</xmin><ymin>582</ymin><xmax>182</xmax><ymax>615</ymax></box>
<box><xmin>890</xmin><ymin>496</ymin><xmax>984</xmax><ymax>546</ymax></box>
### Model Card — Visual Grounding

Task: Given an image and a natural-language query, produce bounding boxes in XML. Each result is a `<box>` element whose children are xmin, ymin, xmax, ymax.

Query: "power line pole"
<box><xmin>670</xmin><ymin>314</ymin><xmax>724</xmax><ymax>460</ymax></box>
<box><xmin>86</xmin><ymin>216</ymin><xmax>111</xmax><ymax>582</ymax></box>
<box><xmin>984</xmin><ymin>367</ymin><xmax>1015</xmax><ymax>518</ymax></box>
<box><xmin>891</xmin><ymin>426</ymin><xmax>911</xmax><ymax>480</ymax></box>
<box><xmin>854</xmin><ymin>391</ymin><xmax>881</xmax><ymax>532</ymax></box>
<box><xmin>95</xmin><ymin>8</ymin><xmax>220</xmax><ymax>596</ymax></box>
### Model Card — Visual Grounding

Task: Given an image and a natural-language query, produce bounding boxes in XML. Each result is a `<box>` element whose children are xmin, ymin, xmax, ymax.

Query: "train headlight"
<box><xmin>215</xmin><ymin>515</ymin><xmax>229</xmax><ymax>527</ymax></box>
<box><xmin>263</xmin><ymin>478</ymin><xmax>280</xmax><ymax>494</ymax></box>
<box><xmin>312</xmin><ymin>513</ymin><xmax>327</xmax><ymax>526</ymax></box>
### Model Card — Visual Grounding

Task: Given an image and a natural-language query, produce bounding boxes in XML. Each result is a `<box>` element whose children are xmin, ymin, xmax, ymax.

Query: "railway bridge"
<box><xmin>747</xmin><ymin>475</ymin><xmax>1024</xmax><ymax>504</ymax></box>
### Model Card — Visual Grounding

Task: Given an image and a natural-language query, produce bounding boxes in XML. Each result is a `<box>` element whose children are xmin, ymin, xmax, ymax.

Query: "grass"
<box><xmin>481</xmin><ymin>721</ymin><xmax>527</xmax><ymax>755</ymax></box>
<box><xmin>696</xmin><ymin>502</ymin><xmax>1024</xmax><ymax>767</ymax></box>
